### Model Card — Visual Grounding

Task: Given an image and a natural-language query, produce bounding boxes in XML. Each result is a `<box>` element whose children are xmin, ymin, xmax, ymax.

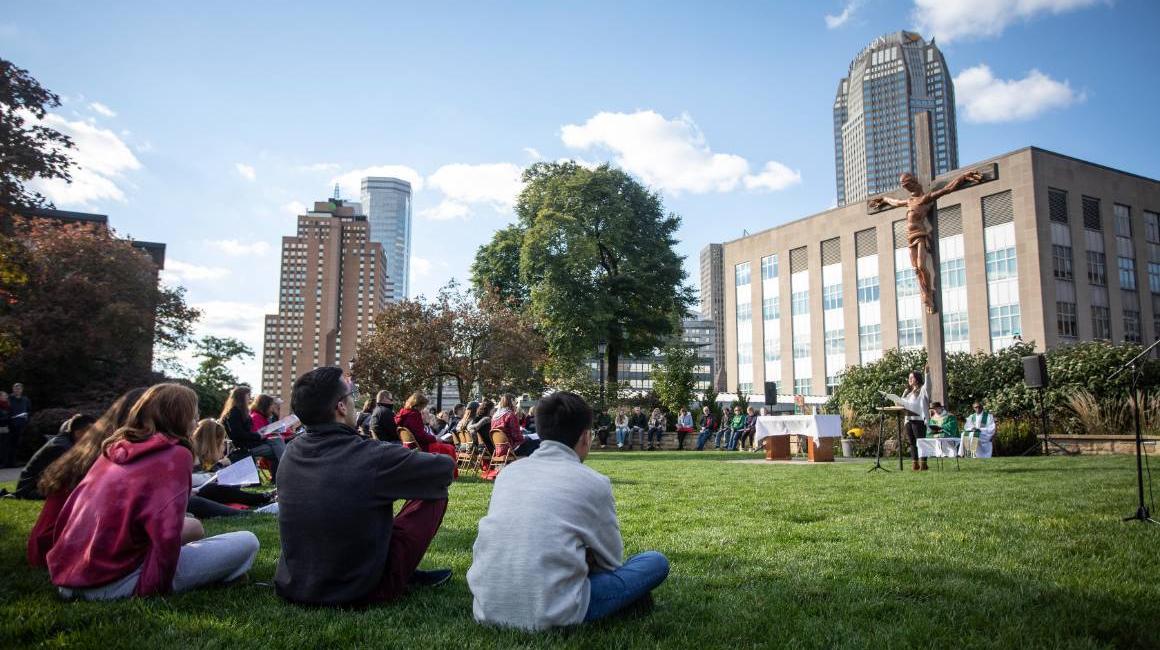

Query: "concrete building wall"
<box><xmin>721</xmin><ymin>147</ymin><xmax>1160</xmax><ymax>398</ymax></box>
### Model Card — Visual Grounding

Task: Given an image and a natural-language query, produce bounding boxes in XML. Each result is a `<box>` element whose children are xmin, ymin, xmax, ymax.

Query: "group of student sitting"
<box><xmin>18</xmin><ymin>367</ymin><xmax>668</xmax><ymax>630</ymax></box>
<box><xmin>589</xmin><ymin>404</ymin><xmax>764</xmax><ymax>453</ymax></box>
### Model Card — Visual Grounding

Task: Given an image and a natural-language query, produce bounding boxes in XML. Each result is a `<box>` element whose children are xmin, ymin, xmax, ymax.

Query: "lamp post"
<box><xmin>597</xmin><ymin>341</ymin><xmax>607</xmax><ymax>408</ymax></box>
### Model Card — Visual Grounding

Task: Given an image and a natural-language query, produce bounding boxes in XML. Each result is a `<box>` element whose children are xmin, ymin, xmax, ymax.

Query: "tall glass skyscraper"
<box><xmin>360</xmin><ymin>177</ymin><xmax>412</xmax><ymax>301</ymax></box>
<box><xmin>834</xmin><ymin>31</ymin><xmax>958</xmax><ymax>206</ymax></box>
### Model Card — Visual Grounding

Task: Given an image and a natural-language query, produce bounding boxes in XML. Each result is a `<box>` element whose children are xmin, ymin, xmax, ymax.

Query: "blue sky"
<box><xmin>4</xmin><ymin>0</ymin><xmax>1158</xmax><ymax>385</ymax></box>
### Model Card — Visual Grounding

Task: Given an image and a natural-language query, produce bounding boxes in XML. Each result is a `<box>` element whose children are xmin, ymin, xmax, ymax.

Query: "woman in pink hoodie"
<box><xmin>47</xmin><ymin>384</ymin><xmax>259</xmax><ymax>600</ymax></box>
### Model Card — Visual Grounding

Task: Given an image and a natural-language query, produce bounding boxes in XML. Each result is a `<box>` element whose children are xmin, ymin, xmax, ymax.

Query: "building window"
<box><xmin>858</xmin><ymin>324</ymin><xmax>882</xmax><ymax>351</ymax></box>
<box><xmin>1124</xmin><ymin>310</ymin><xmax>1142</xmax><ymax>343</ymax></box>
<box><xmin>1114</xmin><ymin>204</ymin><xmax>1132</xmax><ymax>238</ymax></box>
<box><xmin>793</xmin><ymin>378</ymin><xmax>812</xmax><ymax>396</ymax></box>
<box><xmin>857</xmin><ymin>276</ymin><xmax>880</xmax><ymax>303</ymax></box>
<box><xmin>941</xmin><ymin>257</ymin><xmax>966</xmax><ymax>288</ymax></box>
<box><xmin>762</xmin><ymin>296</ymin><xmax>780</xmax><ymax>320</ymax></box>
<box><xmin>989</xmin><ymin>304</ymin><xmax>1022</xmax><ymax>339</ymax></box>
<box><xmin>1119</xmin><ymin>257</ymin><xmax>1137</xmax><ymax>291</ymax></box>
<box><xmin>736</xmin><ymin>342</ymin><xmax>752</xmax><ymax>364</ymax></box>
<box><xmin>1057</xmin><ymin>302</ymin><xmax>1078</xmax><ymax>338</ymax></box>
<box><xmin>792</xmin><ymin>334</ymin><xmax>810</xmax><ymax>359</ymax></box>
<box><xmin>1083</xmin><ymin>196</ymin><xmax>1101</xmax><ymax>230</ymax></box>
<box><xmin>985</xmin><ymin>247</ymin><xmax>1018</xmax><ymax>280</ymax></box>
<box><xmin>1087</xmin><ymin>251</ymin><xmax>1107</xmax><ymax>286</ymax></box>
<box><xmin>735</xmin><ymin>262</ymin><xmax>751</xmax><ymax>286</ymax></box>
<box><xmin>736</xmin><ymin>302</ymin><xmax>752</xmax><ymax>321</ymax></box>
<box><xmin>792</xmin><ymin>291</ymin><xmax>809</xmax><ymax>316</ymax></box>
<box><xmin>896</xmin><ymin>268</ymin><xmax>918</xmax><ymax>297</ymax></box>
<box><xmin>1048</xmin><ymin>188</ymin><xmax>1068</xmax><ymax>223</ymax></box>
<box><xmin>1150</xmin><ymin>263</ymin><xmax>1160</xmax><ymax>294</ymax></box>
<box><xmin>1145</xmin><ymin>211</ymin><xmax>1160</xmax><ymax>244</ymax></box>
<box><xmin>1051</xmin><ymin>245</ymin><xmax>1073</xmax><ymax>281</ymax></box>
<box><xmin>943</xmin><ymin>312</ymin><xmax>969</xmax><ymax>343</ymax></box>
<box><xmin>898</xmin><ymin>319</ymin><xmax>923</xmax><ymax>348</ymax></box>
<box><xmin>822</xmin><ymin>284</ymin><xmax>843</xmax><ymax>310</ymax></box>
<box><xmin>764</xmin><ymin>338</ymin><xmax>780</xmax><ymax>361</ymax></box>
<box><xmin>761</xmin><ymin>255</ymin><xmax>778</xmax><ymax>280</ymax></box>
<box><xmin>826</xmin><ymin>375</ymin><xmax>840</xmax><ymax>395</ymax></box>
<box><xmin>824</xmin><ymin>329</ymin><xmax>845</xmax><ymax>355</ymax></box>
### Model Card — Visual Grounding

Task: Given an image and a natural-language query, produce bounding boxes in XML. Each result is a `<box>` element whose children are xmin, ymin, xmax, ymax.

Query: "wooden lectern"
<box><xmin>806</xmin><ymin>437</ymin><xmax>834</xmax><ymax>462</ymax></box>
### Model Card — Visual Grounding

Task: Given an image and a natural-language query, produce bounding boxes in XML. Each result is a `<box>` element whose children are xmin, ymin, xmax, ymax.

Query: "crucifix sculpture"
<box><xmin>866</xmin><ymin>168</ymin><xmax>988</xmax><ymax>406</ymax></box>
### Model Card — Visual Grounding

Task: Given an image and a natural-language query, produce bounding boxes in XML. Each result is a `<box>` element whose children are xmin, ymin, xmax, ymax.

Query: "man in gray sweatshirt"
<box><xmin>467</xmin><ymin>391</ymin><xmax>669</xmax><ymax>630</ymax></box>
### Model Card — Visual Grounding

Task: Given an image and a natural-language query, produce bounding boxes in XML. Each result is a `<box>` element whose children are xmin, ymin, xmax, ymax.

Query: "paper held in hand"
<box><xmin>879</xmin><ymin>391</ymin><xmax>919</xmax><ymax>417</ymax></box>
<box><xmin>258</xmin><ymin>414</ymin><xmax>300</xmax><ymax>437</ymax></box>
<box><xmin>212</xmin><ymin>456</ymin><xmax>261</xmax><ymax>487</ymax></box>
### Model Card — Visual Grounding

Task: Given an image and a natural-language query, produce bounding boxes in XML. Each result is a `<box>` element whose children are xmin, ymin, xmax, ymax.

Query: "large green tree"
<box><xmin>0</xmin><ymin>58</ymin><xmax>74</xmax><ymax>217</ymax></box>
<box><xmin>191</xmin><ymin>336</ymin><xmax>254</xmax><ymax>418</ymax></box>
<box><xmin>471</xmin><ymin>162</ymin><xmax>693</xmax><ymax>394</ymax></box>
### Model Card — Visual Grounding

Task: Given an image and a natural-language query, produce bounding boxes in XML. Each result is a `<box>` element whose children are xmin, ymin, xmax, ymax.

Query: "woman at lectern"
<box><xmin>900</xmin><ymin>369</ymin><xmax>930</xmax><ymax>471</ymax></box>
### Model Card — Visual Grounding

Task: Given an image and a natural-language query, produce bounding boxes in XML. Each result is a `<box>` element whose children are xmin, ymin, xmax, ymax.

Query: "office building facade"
<box><xmin>699</xmin><ymin>243</ymin><xmax>726</xmax><ymax>390</ymax></box>
<box><xmin>588</xmin><ymin>318</ymin><xmax>717</xmax><ymax>396</ymax></box>
<box><xmin>361</xmin><ymin>177</ymin><xmax>412</xmax><ymax>301</ymax></box>
<box><xmin>834</xmin><ymin>31</ymin><xmax>958</xmax><ymax>206</ymax></box>
<box><xmin>261</xmin><ymin>199</ymin><xmax>391</xmax><ymax>405</ymax></box>
<box><xmin>722</xmin><ymin>147</ymin><xmax>1160</xmax><ymax>400</ymax></box>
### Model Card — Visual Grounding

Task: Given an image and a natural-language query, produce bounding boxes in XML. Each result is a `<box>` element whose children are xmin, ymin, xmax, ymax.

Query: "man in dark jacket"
<box><xmin>368</xmin><ymin>390</ymin><xmax>398</xmax><ymax>443</ymax></box>
<box><xmin>275</xmin><ymin>368</ymin><xmax>454</xmax><ymax>606</ymax></box>
<box><xmin>2</xmin><ymin>383</ymin><xmax>31</xmax><ymax>467</ymax></box>
<box><xmin>627</xmin><ymin>406</ymin><xmax>648</xmax><ymax>451</ymax></box>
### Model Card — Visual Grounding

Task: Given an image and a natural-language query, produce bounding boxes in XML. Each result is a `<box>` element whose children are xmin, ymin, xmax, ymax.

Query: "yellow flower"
<box><xmin>848</xmin><ymin>427</ymin><xmax>863</xmax><ymax>438</ymax></box>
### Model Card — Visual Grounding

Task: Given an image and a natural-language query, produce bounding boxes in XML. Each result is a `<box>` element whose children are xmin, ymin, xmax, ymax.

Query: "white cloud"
<box><xmin>412</xmin><ymin>255</ymin><xmax>433</xmax><ymax>277</ymax></box>
<box><xmin>160</xmin><ymin>259</ymin><xmax>231</xmax><ymax>284</ymax></box>
<box><xmin>235</xmin><ymin>162</ymin><xmax>256</xmax><ymax>181</ymax></box>
<box><xmin>744</xmin><ymin>161</ymin><xmax>803</xmax><ymax>191</ymax></box>
<box><xmin>330</xmin><ymin>165</ymin><xmax>424</xmax><ymax>199</ymax></box>
<box><xmin>523</xmin><ymin>147</ymin><xmax>542</xmax><ymax>160</ymax></box>
<box><xmin>913</xmin><ymin>0</ymin><xmax>1103</xmax><ymax>43</ymax></box>
<box><xmin>281</xmin><ymin>200</ymin><xmax>307</xmax><ymax>216</ymax></box>
<box><xmin>193</xmin><ymin>300</ymin><xmax>274</xmax><ymax>338</ymax></box>
<box><xmin>954</xmin><ymin>64</ymin><xmax>1083</xmax><ymax>123</ymax></box>
<box><xmin>560</xmin><ymin>110</ymin><xmax>800</xmax><ymax>195</ymax></box>
<box><xmin>207</xmin><ymin>239</ymin><xmax>270</xmax><ymax>256</ymax></box>
<box><xmin>825</xmin><ymin>0</ymin><xmax>862</xmax><ymax>28</ymax></box>
<box><xmin>425</xmin><ymin>162</ymin><xmax>524</xmax><ymax>214</ymax></box>
<box><xmin>419</xmin><ymin>200</ymin><xmax>471</xmax><ymax>221</ymax></box>
<box><xmin>29</xmin><ymin>112</ymin><xmax>142</xmax><ymax>206</ymax></box>
<box><xmin>88</xmin><ymin>101</ymin><xmax>117</xmax><ymax>118</ymax></box>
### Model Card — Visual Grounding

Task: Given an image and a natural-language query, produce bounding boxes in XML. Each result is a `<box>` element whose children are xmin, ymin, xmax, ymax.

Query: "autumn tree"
<box><xmin>0</xmin><ymin>220</ymin><xmax>200</xmax><ymax>406</ymax></box>
<box><xmin>471</xmin><ymin>162</ymin><xmax>693</xmax><ymax>399</ymax></box>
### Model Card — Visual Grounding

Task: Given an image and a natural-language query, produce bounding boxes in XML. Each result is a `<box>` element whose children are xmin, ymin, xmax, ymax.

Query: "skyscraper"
<box><xmin>261</xmin><ymin>199</ymin><xmax>392</xmax><ymax>405</ymax></box>
<box><xmin>834</xmin><ymin>31</ymin><xmax>958</xmax><ymax>206</ymax></box>
<box><xmin>700</xmin><ymin>243</ymin><xmax>726</xmax><ymax>390</ymax></box>
<box><xmin>361</xmin><ymin>177</ymin><xmax>412</xmax><ymax>301</ymax></box>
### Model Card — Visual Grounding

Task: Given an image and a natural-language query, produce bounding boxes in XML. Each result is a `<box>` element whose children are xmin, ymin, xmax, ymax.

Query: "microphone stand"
<box><xmin>1108</xmin><ymin>337</ymin><xmax>1160</xmax><ymax>525</ymax></box>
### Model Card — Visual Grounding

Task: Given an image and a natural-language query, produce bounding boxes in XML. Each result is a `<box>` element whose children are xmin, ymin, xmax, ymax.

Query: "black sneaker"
<box><xmin>409</xmin><ymin>568</ymin><xmax>452</xmax><ymax>588</ymax></box>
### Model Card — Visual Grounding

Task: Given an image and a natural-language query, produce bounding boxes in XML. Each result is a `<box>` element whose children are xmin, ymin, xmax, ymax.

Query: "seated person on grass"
<box><xmin>47</xmin><ymin>384</ymin><xmax>259</xmax><ymax>600</ymax></box>
<box><xmin>13</xmin><ymin>413</ymin><xmax>95</xmax><ymax>499</ymax></box>
<box><xmin>467</xmin><ymin>391</ymin><xmax>670</xmax><ymax>630</ymax></box>
<box><xmin>275</xmin><ymin>367</ymin><xmax>455</xmax><ymax>607</ymax></box>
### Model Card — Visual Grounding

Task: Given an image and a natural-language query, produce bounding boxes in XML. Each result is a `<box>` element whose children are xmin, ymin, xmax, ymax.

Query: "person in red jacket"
<box><xmin>47</xmin><ymin>383</ymin><xmax>260</xmax><ymax>600</ymax></box>
<box><xmin>395</xmin><ymin>391</ymin><xmax>457</xmax><ymax>476</ymax></box>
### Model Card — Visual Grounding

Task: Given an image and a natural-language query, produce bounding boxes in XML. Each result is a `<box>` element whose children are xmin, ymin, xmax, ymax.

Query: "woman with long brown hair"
<box><xmin>221</xmin><ymin>385</ymin><xmax>285</xmax><ymax>479</ymax></box>
<box><xmin>28</xmin><ymin>386</ymin><xmax>148</xmax><ymax>567</ymax></box>
<box><xmin>395</xmin><ymin>390</ymin><xmax>458</xmax><ymax>473</ymax></box>
<box><xmin>47</xmin><ymin>384</ymin><xmax>260</xmax><ymax>600</ymax></box>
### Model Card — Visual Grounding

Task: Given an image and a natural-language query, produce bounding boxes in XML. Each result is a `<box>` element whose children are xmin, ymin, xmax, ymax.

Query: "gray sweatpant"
<box><xmin>58</xmin><ymin>531</ymin><xmax>260</xmax><ymax>601</ymax></box>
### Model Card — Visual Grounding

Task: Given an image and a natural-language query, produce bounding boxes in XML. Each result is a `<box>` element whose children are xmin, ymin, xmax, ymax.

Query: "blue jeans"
<box><xmin>695</xmin><ymin>427</ymin><xmax>714</xmax><ymax>450</ymax></box>
<box><xmin>615</xmin><ymin>427</ymin><xmax>629</xmax><ymax>446</ymax></box>
<box><xmin>249</xmin><ymin>437</ymin><xmax>286</xmax><ymax>479</ymax></box>
<box><xmin>585</xmin><ymin>551</ymin><xmax>670</xmax><ymax>622</ymax></box>
<box><xmin>647</xmin><ymin>427</ymin><xmax>664</xmax><ymax>446</ymax></box>
<box><xmin>727</xmin><ymin>428</ymin><xmax>741</xmax><ymax>450</ymax></box>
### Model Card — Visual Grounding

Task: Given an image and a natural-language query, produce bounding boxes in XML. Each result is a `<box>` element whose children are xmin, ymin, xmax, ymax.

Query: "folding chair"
<box><xmin>488</xmin><ymin>429</ymin><xmax>517</xmax><ymax>476</ymax></box>
<box><xmin>398</xmin><ymin>427</ymin><xmax>420</xmax><ymax>451</ymax></box>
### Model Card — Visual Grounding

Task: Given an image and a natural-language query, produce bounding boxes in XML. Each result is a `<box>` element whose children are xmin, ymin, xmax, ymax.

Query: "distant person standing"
<box><xmin>900</xmin><ymin>370</ymin><xmax>931</xmax><ymax>471</ymax></box>
<box><xmin>3</xmin><ymin>383</ymin><xmax>31</xmax><ymax>467</ymax></box>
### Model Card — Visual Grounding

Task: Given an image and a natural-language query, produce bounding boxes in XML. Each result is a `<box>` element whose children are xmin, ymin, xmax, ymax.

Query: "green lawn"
<box><xmin>2</xmin><ymin>452</ymin><xmax>1158</xmax><ymax>649</ymax></box>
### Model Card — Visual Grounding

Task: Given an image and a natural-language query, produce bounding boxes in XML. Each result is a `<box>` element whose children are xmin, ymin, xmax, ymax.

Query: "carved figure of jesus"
<box><xmin>868</xmin><ymin>170</ymin><xmax>983</xmax><ymax>314</ymax></box>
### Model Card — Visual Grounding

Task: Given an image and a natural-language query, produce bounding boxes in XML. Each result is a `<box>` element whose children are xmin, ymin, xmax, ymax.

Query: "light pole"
<box><xmin>597</xmin><ymin>340</ymin><xmax>607</xmax><ymax>408</ymax></box>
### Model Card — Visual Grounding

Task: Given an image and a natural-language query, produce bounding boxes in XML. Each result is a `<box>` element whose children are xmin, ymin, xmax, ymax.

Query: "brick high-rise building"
<box><xmin>261</xmin><ymin>199</ymin><xmax>392</xmax><ymax>405</ymax></box>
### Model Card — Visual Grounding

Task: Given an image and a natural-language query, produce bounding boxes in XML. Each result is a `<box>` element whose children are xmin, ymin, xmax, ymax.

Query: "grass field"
<box><xmin>2</xmin><ymin>452</ymin><xmax>1159</xmax><ymax>649</ymax></box>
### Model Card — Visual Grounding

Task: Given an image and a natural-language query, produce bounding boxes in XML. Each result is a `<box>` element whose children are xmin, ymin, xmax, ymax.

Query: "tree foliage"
<box><xmin>470</xmin><ymin>162</ymin><xmax>694</xmax><ymax>387</ymax></box>
<box><xmin>0</xmin><ymin>58</ymin><xmax>74</xmax><ymax>215</ymax></box>
<box><xmin>0</xmin><ymin>220</ymin><xmax>200</xmax><ymax>407</ymax></box>
<box><xmin>354</xmin><ymin>282</ymin><xmax>547</xmax><ymax>402</ymax></box>
<box><xmin>652</xmin><ymin>343</ymin><xmax>697</xmax><ymax>415</ymax></box>
<box><xmin>191</xmin><ymin>336</ymin><xmax>254</xmax><ymax>418</ymax></box>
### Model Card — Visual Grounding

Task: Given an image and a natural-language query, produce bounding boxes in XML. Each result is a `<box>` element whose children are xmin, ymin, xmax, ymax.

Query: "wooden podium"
<box><xmin>763</xmin><ymin>435</ymin><xmax>790</xmax><ymax>460</ymax></box>
<box><xmin>806</xmin><ymin>437</ymin><xmax>834</xmax><ymax>462</ymax></box>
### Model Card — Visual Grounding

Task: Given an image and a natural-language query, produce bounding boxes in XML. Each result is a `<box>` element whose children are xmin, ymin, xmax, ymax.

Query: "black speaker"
<box><xmin>1023</xmin><ymin>354</ymin><xmax>1049</xmax><ymax>389</ymax></box>
<box><xmin>764</xmin><ymin>381</ymin><xmax>777</xmax><ymax>405</ymax></box>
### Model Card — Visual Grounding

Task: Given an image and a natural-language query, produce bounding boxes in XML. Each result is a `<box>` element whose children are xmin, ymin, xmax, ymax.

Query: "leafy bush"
<box><xmin>994</xmin><ymin>419</ymin><xmax>1039</xmax><ymax>456</ymax></box>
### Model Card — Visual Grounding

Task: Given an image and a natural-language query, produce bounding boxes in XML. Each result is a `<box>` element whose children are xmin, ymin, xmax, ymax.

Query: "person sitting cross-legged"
<box><xmin>275</xmin><ymin>367</ymin><xmax>455</xmax><ymax>607</ymax></box>
<box><xmin>467</xmin><ymin>391</ymin><xmax>670</xmax><ymax>630</ymax></box>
